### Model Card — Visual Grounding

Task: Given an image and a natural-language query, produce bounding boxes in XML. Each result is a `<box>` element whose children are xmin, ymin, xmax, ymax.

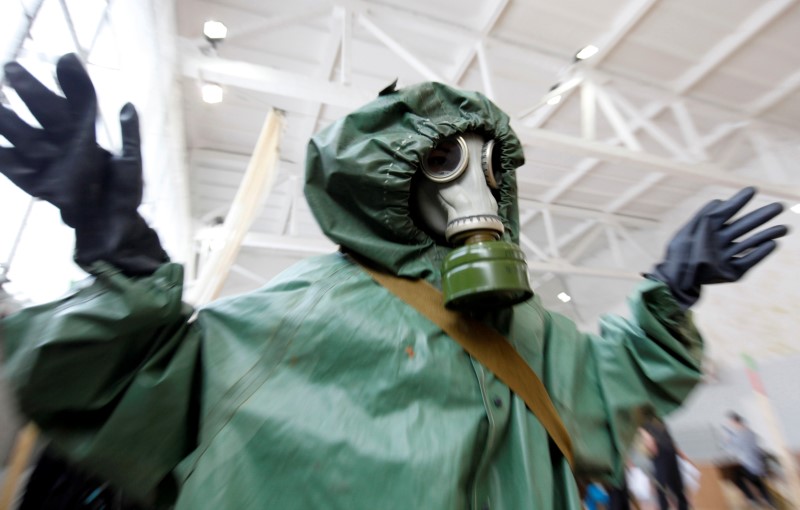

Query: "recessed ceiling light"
<box><xmin>575</xmin><ymin>44</ymin><xmax>599</xmax><ymax>60</ymax></box>
<box><xmin>203</xmin><ymin>20</ymin><xmax>228</xmax><ymax>42</ymax></box>
<box><xmin>201</xmin><ymin>83</ymin><xmax>224</xmax><ymax>104</ymax></box>
<box><xmin>557</xmin><ymin>292</ymin><xmax>571</xmax><ymax>303</ymax></box>
<box><xmin>547</xmin><ymin>95</ymin><xmax>562</xmax><ymax>106</ymax></box>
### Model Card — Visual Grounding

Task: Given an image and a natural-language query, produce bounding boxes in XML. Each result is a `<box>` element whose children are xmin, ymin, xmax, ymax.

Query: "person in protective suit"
<box><xmin>0</xmin><ymin>54</ymin><xmax>789</xmax><ymax>509</ymax></box>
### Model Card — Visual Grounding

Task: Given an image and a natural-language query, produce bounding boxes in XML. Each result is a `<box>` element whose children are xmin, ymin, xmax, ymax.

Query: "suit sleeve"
<box><xmin>1</xmin><ymin>262</ymin><xmax>200</xmax><ymax>500</ymax></box>
<box><xmin>542</xmin><ymin>278</ymin><xmax>703</xmax><ymax>481</ymax></box>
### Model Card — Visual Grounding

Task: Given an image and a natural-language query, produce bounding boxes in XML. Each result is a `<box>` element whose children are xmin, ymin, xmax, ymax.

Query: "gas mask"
<box><xmin>415</xmin><ymin>132</ymin><xmax>533</xmax><ymax>310</ymax></box>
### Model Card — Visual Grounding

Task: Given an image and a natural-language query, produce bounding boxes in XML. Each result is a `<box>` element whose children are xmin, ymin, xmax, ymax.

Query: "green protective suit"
<box><xmin>1</xmin><ymin>82</ymin><xmax>703</xmax><ymax>509</ymax></box>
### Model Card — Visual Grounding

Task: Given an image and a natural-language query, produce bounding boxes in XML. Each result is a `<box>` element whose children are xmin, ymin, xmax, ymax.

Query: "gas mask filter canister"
<box><xmin>415</xmin><ymin>132</ymin><xmax>533</xmax><ymax>310</ymax></box>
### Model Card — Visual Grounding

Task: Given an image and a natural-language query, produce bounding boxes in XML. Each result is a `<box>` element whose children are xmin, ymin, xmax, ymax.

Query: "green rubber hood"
<box><xmin>304</xmin><ymin>81</ymin><xmax>525</xmax><ymax>281</ymax></box>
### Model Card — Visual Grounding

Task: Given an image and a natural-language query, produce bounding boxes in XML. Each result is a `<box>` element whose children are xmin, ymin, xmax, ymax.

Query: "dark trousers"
<box><xmin>607</xmin><ymin>483</ymin><xmax>631</xmax><ymax>510</ymax></box>
<box><xmin>653</xmin><ymin>456</ymin><xmax>689</xmax><ymax>510</ymax></box>
<box><xmin>732</xmin><ymin>465</ymin><xmax>774</xmax><ymax>506</ymax></box>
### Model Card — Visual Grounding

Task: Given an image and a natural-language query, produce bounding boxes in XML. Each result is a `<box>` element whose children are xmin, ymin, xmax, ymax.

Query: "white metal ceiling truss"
<box><xmin>180</xmin><ymin>0</ymin><xmax>800</xmax><ymax>292</ymax></box>
<box><xmin>1</xmin><ymin>0</ymin><xmax>797</xmax><ymax>327</ymax></box>
<box><xmin>1</xmin><ymin>0</ymin><xmax>116</xmax><ymax>280</ymax></box>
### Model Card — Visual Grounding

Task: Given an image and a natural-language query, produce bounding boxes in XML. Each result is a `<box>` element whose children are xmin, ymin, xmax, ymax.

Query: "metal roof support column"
<box><xmin>187</xmin><ymin>109</ymin><xmax>283</xmax><ymax>306</ymax></box>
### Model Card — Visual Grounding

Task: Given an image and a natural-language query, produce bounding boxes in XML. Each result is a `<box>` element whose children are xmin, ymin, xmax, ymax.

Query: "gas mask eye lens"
<box><xmin>481</xmin><ymin>139</ymin><xmax>502</xmax><ymax>189</ymax></box>
<box><xmin>422</xmin><ymin>136</ymin><xmax>468</xmax><ymax>183</ymax></box>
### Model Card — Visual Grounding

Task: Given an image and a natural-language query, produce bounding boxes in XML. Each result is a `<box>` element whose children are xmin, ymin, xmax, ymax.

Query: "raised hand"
<box><xmin>649</xmin><ymin>187</ymin><xmax>788</xmax><ymax>309</ymax></box>
<box><xmin>0</xmin><ymin>54</ymin><xmax>168</xmax><ymax>275</ymax></box>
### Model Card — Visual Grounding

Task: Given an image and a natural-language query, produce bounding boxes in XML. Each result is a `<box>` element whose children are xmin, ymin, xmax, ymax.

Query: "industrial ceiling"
<box><xmin>2</xmin><ymin>0</ymin><xmax>799</xmax><ymax>331</ymax></box>
<box><xmin>175</xmin><ymin>0</ymin><xmax>800</xmax><ymax>326</ymax></box>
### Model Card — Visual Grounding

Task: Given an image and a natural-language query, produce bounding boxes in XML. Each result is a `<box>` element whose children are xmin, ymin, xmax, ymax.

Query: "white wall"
<box><xmin>0</xmin><ymin>0</ymin><xmax>190</xmax><ymax>305</ymax></box>
<box><xmin>0</xmin><ymin>0</ymin><xmax>187</xmax><ymax>465</ymax></box>
<box><xmin>668</xmin><ymin>352</ymin><xmax>800</xmax><ymax>461</ymax></box>
<box><xmin>106</xmin><ymin>1</ymin><xmax>192</xmax><ymax>264</ymax></box>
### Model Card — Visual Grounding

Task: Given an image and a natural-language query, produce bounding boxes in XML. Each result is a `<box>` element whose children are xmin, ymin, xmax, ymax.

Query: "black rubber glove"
<box><xmin>648</xmin><ymin>186</ymin><xmax>788</xmax><ymax>309</ymax></box>
<box><xmin>0</xmin><ymin>53</ymin><xmax>168</xmax><ymax>276</ymax></box>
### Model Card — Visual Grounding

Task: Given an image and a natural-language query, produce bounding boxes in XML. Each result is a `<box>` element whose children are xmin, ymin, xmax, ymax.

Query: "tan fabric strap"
<box><xmin>353</xmin><ymin>257</ymin><xmax>574</xmax><ymax>468</ymax></box>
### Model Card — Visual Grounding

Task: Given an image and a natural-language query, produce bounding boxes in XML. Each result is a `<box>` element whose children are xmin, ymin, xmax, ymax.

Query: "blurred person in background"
<box><xmin>639</xmin><ymin>410</ymin><xmax>692</xmax><ymax>510</ymax></box>
<box><xmin>583</xmin><ymin>481</ymin><xmax>610</xmax><ymax>510</ymax></box>
<box><xmin>723</xmin><ymin>412</ymin><xmax>775</xmax><ymax>508</ymax></box>
<box><xmin>627</xmin><ymin>459</ymin><xmax>656</xmax><ymax>509</ymax></box>
<box><xmin>606</xmin><ymin>477</ymin><xmax>633</xmax><ymax>510</ymax></box>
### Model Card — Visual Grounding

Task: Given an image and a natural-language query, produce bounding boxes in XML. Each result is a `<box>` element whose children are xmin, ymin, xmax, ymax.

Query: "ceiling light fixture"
<box><xmin>201</xmin><ymin>82</ymin><xmax>224</xmax><ymax>104</ymax></box>
<box><xmin>575</xmin><ymin>44</ymin><xmax>599</xmax><ymax>60</ymax></box>
<box><xmin>557</xmin><ymin>292</ymin><xmax>571</xmax><ymax>303</ymax></box>
<box><xmin>546</xmin><ymin>95</ymin><xmax>562</xmax><ymax>106</ymax></box>
<box><xmin>203</xmin><ymin>20</ymin><xmax>228</xmax><ymax>46</ymax></box>
<box><xmin>791</xmin><ymin>203</ymin><xmax>800</xmax><ymax>214</ymax></box>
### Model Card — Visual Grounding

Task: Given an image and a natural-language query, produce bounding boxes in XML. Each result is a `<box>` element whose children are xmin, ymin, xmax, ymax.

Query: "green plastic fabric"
<box><xmin>1</xmin><ymin>82</ymin><xmax>704</xmax><ymax>509</ymax></box>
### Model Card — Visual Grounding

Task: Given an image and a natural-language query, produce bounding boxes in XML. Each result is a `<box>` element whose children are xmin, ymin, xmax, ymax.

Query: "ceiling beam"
<box><xmin>187</xmin><ymin>109</ymin><xmax>284</xmax><ymax>305</ymax></box>
<box><xmin>0</xmin><ymin>0</ymin><xmax>45</xmax><ymax>88</ymax></box>
<box><xmin>526</xmin><ymin>260</ymin><xmax>641</xmax><ymax>280</ymax></box>
<box><xmin>518</xmin><ymin>199</ymin><xmax>657</xmax><ymax>227</ymax></box>
<box><xmin>293</xmin><ymin>10</ymin><xmax>344</xmax><ymax>145</ymax></box>
<box><xmin>356</xmin><ymin>12</ymin><xmax>444</xmax><ymax>82</ymax></box>
<box><xmin>595</xmin><ymin>85</ymin><xmax>642</xmax><ymax>150</ymax></box>
<box><xmin>603</xmin><ymin>172</ymin><xmax>665</xmax><ymax>213</ymax></box>
<box><xmin>451</xmin><ymin>0</ymin><xmax>509</xmax><ymax>85</ymax></box>
<box><xmin>700</xmin><ymin>120</ymin><xmax>749</xmax><ymax>149</ymax></box>
<box><xmin>181</xmin><ymin>49</ymin><xmax>674</xmax><ymax>155</ymax></box>
<box><xmin>276</xmin><ymin>7</ymin><xmax>347</xmax><ymax>236</ymax></box>
<box><xmin>57</xmin><ymin>0</ymin><xmax>87</xmax><ymax>60</ymax></box>
<box><xmin>520</xmin><ymin>0</ymin><xmax>661</xmax><ymax>128</ymax></box>
<box><xmin>611</xmin><ymin>222</ymin><xmax>658</xmax><ymax>260</ymax></box>
<box><xmin>514</xmin><ymin>125</ymin><xmax>800</xmax><ymax>201</ymax></box>
<box><xmin>518</xmin><ymin>76</ymin><xmax>583</xmax><ymax>120</ymax></box>
<box><xmin>189</xmin><ymin>5</ymin><xmax>331</xmax><ymax>47</ymax></box>
<box><xmin>669</xmin><ymin>101</ymin><xmax>709</xmax><ymax>160</ymax></box>
<box><xmin>604</xmin><ymin>88</ymin><xmax>691</xmax><ymax>161</ymax></box>
<box><xmin>586</xmin><ymin>0</ymin><xmax>661</xmax><ymax>65</ymax></box>
<box><xmin>347</xmin><ymin>0</ymin><xmax>565</xmax><ymax>71</ymax></box>
<box><xmin>241</xmin><ymin>232</ymin><xmax>336</xmax><ymax>254</ymax></box>
<box><xmin>557</xmin><ymin>219</ymin><xmax>600</xmax><ymax>257</ymax></box>
<box><xmin>519</xmin><ymin>233</ymin><xmax>550</xmax><ymax>261</ymax></box>
<box><xmin>475</xmin><ymin>42</ymin><xmax>495</xmax><ymax>99</ymax></box>
<box><xmin>539</xmin><ymin>157</ymin><xmax>599</xmax><ymax>204</ymax></box>
<box><xmin>746</xmin><ymin>69</ymin><xmax>800</xmax><ymax>116</ymax></box>
<box><xmin>181</xmin><ymin>49</ymin><xmax>373</xmax><ymax>108</ymax></box>
<box><xmin>671</xmin><ymin>0</ymin><xmax>797</xmax><ymax>93</ymax></box>
<box><xmin>181</xmin><ymin>49</ymin><xmax>800</xmax><ymax>202</ymax></box>
<box><xmin>563</xmin><ymin>222</ymin><xmax>604</xmax><ymax>262</ymax></box>
<box><xmin>337</xmin><ymin>5</ymin><xmax>352</xmax><ymax>84</ymax></box>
